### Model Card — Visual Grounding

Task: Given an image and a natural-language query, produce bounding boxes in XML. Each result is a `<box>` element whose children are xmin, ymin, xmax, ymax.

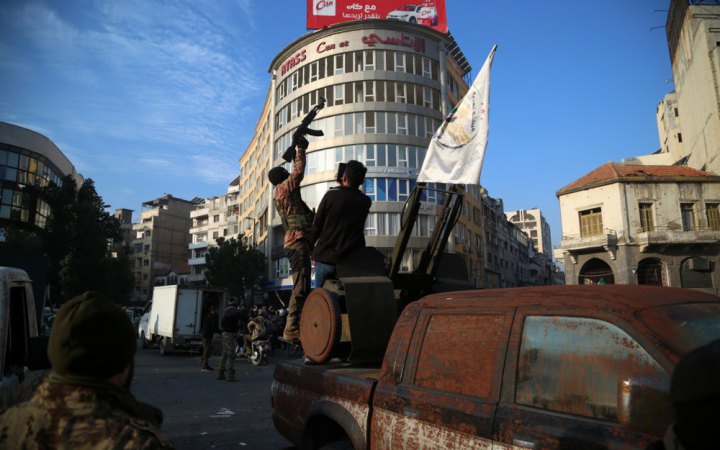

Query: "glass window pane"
<box><xmin>388</xmin><ymin>178</ymin><xmax>397</xmax><ymax>201</ymax></box>
<box><xmin>377</xmin><ymin>112</ymin><xmax>386</xmax><ymax>134</ymax></box>
<box><xmin>377</xmin><ymin>178</ymin><xmax>387</xmax><ymax>201</ymax></box>
<box><xmin>377</xmin><ymin>144</ymin><xmax>386</xmax><ymax>166</ymax></box>
<box><xmin>388</xmin><ymin>114</ymin><xmax>397</xmax><ymax>134</ymax></box>
<box><xmin>7</xmin><ymin>152</ymin><xmax>19</xmax><ymax>168</ymax></box>
<box><xmin>517</xmin><ymin>316</ymin><xmax>669</xmax><ymax>424</ymax></box>
<box><xmin>345</xmin><ymin>114</ymin><xmax>353</xmax><ymax>136</ymax></box>
<box><xmin>387</xmin><ymin>145</ymin><xmax>397</xmax><ymax>166</ymax></box>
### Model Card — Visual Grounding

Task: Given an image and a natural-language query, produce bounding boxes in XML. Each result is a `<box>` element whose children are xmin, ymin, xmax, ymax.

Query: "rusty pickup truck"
<box><xmin>271</xmin><ymin>285</ymin><xmax>720</xmax><ymax>450</ymax></box>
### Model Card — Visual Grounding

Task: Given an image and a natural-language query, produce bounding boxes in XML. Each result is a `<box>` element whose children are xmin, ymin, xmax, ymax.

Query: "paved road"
<box><xmin>132</xmin><ymin>341</ymin><xmax>297</xmax><ymax>450</ymax></box>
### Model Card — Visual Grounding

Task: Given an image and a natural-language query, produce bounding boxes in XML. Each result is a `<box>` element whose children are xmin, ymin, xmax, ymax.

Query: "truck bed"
<box><xmin>272</xmin><ymin>360</ymin><xmax>381</xmax><ymax>447</ymax></box>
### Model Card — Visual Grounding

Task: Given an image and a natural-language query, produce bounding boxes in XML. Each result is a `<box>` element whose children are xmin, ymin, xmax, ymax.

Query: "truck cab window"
<box><xmin>4</xmin><ymin>286</ymin><xmax>30</xmax><ymax>376</ymax></box>
<box><xmin>413</xmin><ymin>313</ymin><xmax>510</xmax><ymax>399</ymax></box>
<box><xmin>516</xmin><ymin>316</ymin><xmax>668</xmax><ymax>423</ymax></box>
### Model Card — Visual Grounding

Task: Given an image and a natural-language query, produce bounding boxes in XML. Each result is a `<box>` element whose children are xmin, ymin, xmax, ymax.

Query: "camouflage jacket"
<box><xmin>0</xmin><ymin>373</ymin><xmax>174</xmax><ymax>450</ymax></box>
<box><xmin>274</xmin><ymin>148</ymin><xmax>310</xmax><ymax>248</ymax></box>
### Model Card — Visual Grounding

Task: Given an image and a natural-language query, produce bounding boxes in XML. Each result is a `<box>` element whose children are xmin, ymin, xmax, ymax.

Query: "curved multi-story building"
<box><xmin>239</xmin><ymin>19</ymin><xmax>473</xmax><ymax>289</ymax></box>
<box><xmin>0</xmin><ymin>122</ymin><xmax>82</xmax><ymax>235</ymax></box>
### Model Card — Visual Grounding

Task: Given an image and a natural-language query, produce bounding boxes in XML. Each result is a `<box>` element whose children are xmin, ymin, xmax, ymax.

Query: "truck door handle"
<box><xmin>513</xmin><ymin>438</ymin><xmax>537</xmax><ymax>449</ymax></box>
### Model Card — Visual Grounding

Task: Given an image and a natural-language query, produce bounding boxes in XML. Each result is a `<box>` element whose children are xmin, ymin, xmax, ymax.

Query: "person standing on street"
<box><xmin>0</xmin><ymin>291</ymin><xmax>174</xmax><ymax>449</ymax></box>
<box><xmin>200</xmin><ymin>304</ymin><xmax>218</xmax><ymax>372</ymax></box>
<box><xmin>218</xmin><ymin>299</ymin><xmax>240</xmax><ymax>382</ymax></box>
<box><xmin>312</xmin><ymin>160</ymin><xmax>372</xmax><ymax>288</ymax></box>
<box><xmin>268</xmin><ymin>136</ymin><xmax>313</xmax><ymax>341</ymax></box>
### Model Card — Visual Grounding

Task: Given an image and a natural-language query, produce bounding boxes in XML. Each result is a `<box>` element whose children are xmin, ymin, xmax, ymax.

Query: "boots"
<box><xmin>217</xmin><ymin>370</ymin><xmax>225</xmax><ymax>381</ymax></box>
<box><xmin>226</xmin><ymin>371</ymin><xmax>237</xmax><ymax>382</ymax></box>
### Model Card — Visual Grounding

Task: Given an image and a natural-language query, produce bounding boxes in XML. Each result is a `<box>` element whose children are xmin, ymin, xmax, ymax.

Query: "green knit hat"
<box><xmin>48</xmin><ymin>291</ymin><xmax>136</xmax><ymax>378</ymax></box>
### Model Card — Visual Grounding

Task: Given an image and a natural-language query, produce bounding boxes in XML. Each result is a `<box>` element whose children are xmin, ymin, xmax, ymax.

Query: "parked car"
<box><xmin>386</xmin><ymin>3</ymin><xmax>437</xmax><ymax>26</ymax></box>
<box><xmin>271</xmin><ymin>285</ymin><xmax>720</xmax><ymax>450</ymax></box>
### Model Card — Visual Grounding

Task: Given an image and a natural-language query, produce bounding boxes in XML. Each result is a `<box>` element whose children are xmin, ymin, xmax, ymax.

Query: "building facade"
<box><xmin>0</xmin><ymin>122</ymin><xmax>83</xmax><ymax>237</ymax></box>
<box><xmin>556</xmin><ymin>162</ymin><xmax>720</xmax><ymax>294</ymax></box>
<box><xmin>664</xmin><ymin>0</ymin><xmax>720</xmax><ymax>173</ymax></box>
<box><xmin>132</xmin><ymin>194</ymin><xmax>197</xmax><ymax>300</ymax></box>
<box><xmin>505</xmin><ymin>208</ymin><xmax>553</xmax><ymax>257</ymax></box>
<box><xmin>262</xmin><ymin>19</ymin><xmax>472</xmax><ymax>289</ymax></box>
<box><xmin>188</xmin><ymin>181</ymin><xmax>243</xmax><ymax>284</ymax></box>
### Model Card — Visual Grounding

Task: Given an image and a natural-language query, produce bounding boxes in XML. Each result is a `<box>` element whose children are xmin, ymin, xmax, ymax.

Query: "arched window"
<box><xmin>579</xmin><ymin>258</ymin><xmax>614</xmax><ymax>285</ymax></box>
<box><xmin>637</xmin><ymin>258</ymin><xmax>665</xmax><ymax>286</ymax></box>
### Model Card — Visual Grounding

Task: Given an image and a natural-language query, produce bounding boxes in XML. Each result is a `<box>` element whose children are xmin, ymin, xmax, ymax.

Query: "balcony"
<box><xmin>560</xmin><ymin>229</ymin><xmax>618</xmax><ymax>251</ymax></box>
<box><xmin>189</xmin><ymin>241</ymin><xmax>209</xmax><ymax>250</ymax></box>
<box><xmin>190</xmin><ymin>224</ymin><xmax>209</xmax><ymax>234</ymax></box>
<box><xmin>188</xmin><ymin>256</ymin><xmax>206</xmax><ymax>266</ymax></box>
<box><xmin>560</xmin><ymin>229</ymin><xmax>618</xmax><ymax>263</ymax></box>
<box><xmin>634</xmin><ymin>226</ymin><xmax>720</xmax><ymax>252</ymax></box>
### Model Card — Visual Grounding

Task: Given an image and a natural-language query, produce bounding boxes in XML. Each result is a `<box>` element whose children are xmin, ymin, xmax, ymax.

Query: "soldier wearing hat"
<box><xmin>268</xmin><ymin>136</ymin><xmax>313</xmax><ymax>342</ymax></box>
<box><xmin>0</xmin><ymin>291</ymin><xmax>173</xmax><ymax>449</ymax></box>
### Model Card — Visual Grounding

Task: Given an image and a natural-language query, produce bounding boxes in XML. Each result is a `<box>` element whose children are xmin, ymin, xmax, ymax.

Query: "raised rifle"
<box><xmin>282</xmin><ymin>97</ymin><xmax>326</xmax><ymax>162</ymax></box>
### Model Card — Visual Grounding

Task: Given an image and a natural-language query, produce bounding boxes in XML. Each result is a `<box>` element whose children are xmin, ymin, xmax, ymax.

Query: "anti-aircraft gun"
<box><xmin>300</xmin><ymin>183</ymin><xmax>472</xmax><ymax>364</ymax></box>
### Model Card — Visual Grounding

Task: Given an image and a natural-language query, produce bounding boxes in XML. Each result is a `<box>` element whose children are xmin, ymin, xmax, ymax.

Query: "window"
<box><xmin>413</xmin><ymin>313</ymin><xmax>511</xmax><ymax>399</ymax></box>
<box><xmin>334</xmin><ymin>54</ymin><xmax>344</xmax><ymax>75</ymax></box>
<box><xmin>639</xmin><ymin>203</ymin><xmax>654</xmax><ymax>232</ymax></box>
<box><xmin>364</xmin><ymin>50</ymin><xmax>375</xmax><ymax>70</ymax></box>
<box><xmin>213</xmin><ymin>214</ymin><xmax>220</xmax><ymax>223</ymax></box>
<box><xmin>706</xmin><ymin>203</ymin><xmax>720</xmax><ymax>230</ymax></box>
<box><xmin>422</xmin><ymin>57</ymin><xmax>433</xmax><ymax>78</ymax></box>
<box><xmin>212</xmin><ymin>231</ymin><xmax>219</xmax><ymax>239</ymax></box>
<box><xmin>579</xmin><ymin>207</ymin><xmax>603</xmax><ymax>236</ymax></box>
<box><xmin>517</xmin><ymin>316</ymin><xmax>669</xmax><ymax>424</ymax></box>
<box><xmin>394</xmin><ymin>53</ymin><xmax>406</xmax><ymax>72</ymax></box>
<box><xmin>395</xmin><ymin>83</ymin><xmax>406</xmax><ymax>103</ymax></box>
<box><xmin>681</xmin><ymin>203</ymin><xmax>695</xmax><ymax>231</ymax></box>
<box><xmin>334</xmin><ymin>84</ymin><xmax>345</xmax><ymax>105</ymax></box>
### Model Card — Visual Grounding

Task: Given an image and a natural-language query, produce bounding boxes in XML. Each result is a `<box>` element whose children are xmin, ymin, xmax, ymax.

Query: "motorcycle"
<box><xmin>236</xmin><ymin>337</ymin><xmax>272</xmax><ymax>366</ymax></box>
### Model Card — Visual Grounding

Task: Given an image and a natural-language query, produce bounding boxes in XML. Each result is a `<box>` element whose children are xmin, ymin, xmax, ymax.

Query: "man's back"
<box><xmin>0</xmin><ymin>378</ymin><xmax>172</xmax><ymax>449</ymax></box>
<box><xmin>312</xmin><ymin>187</ymin><xmax>372</xmax><ymax>264</ymax></box>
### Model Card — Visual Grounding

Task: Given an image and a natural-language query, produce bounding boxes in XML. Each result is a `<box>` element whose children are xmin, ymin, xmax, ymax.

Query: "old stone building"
<box><xmin>556</xmin><ymin>162</ymin><xmax>720</xmax><ymax>294</ymax></box>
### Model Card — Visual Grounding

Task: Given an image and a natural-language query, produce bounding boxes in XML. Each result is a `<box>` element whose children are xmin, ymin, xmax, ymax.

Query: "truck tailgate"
<box><xmin>272</xmin><ymin>360</ymin><xmax>380</xmax><ymax>447</ymax></box>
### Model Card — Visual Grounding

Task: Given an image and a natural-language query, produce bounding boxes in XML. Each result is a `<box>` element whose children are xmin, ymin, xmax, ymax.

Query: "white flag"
<box><xmin>417</xmin><ymin>45</ymin><xmax>496</xmax><ymax>184</ymax></box>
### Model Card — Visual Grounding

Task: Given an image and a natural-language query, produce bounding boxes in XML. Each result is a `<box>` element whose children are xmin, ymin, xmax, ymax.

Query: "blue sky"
<box><xmin>0</xmin><ymin>1</ymin><xmax>673</xmax><ymax>249</ymax></box>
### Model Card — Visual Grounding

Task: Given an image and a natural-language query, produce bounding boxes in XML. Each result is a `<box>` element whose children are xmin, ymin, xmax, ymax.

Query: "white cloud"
<box><xmin>1</xmin><ymin>0</ymin><xmax>263</xmax><ymax>184</ymax></box>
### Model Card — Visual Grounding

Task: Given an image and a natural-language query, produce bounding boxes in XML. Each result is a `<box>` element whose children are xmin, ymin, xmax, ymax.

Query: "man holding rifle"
<box><xmin>268</xmin><ymin>138</ymin><xmax>313</xmax><ymax>342</ymax></box>
<box><xmin>268</xmin><ymin>98</ymin><xmax>325</xmax><ymax>342</ymax></box>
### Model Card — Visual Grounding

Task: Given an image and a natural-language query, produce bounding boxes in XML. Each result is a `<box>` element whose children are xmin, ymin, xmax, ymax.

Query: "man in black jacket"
<box><xmin>312</xmin><ymin>160</ymin><xmax>372</xmax><ymax>288</ymax></box>
<box><xmin>200</xmin><ymin>305</ymin><xmax>218</xmax><ymax>372</ymax></box>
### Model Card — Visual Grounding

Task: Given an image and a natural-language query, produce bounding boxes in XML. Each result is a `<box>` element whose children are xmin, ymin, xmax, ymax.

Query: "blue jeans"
<box><xmin>315</xmin><ymin>262</ymin><xmax>337</xmax><ymax>289</ymax></box>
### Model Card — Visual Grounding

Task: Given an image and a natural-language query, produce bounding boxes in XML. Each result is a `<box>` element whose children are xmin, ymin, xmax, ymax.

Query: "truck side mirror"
<box><xmin>27</xmin><ymin>335</ymin><xmax>51</xmax><ymax>371</ymax></box>
<box><xmin>617</xmin><ymin>373</ymin><xmax>672</xmax><ymax>435</ymax></box>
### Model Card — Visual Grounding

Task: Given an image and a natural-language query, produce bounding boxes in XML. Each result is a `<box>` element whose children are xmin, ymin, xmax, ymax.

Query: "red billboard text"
<box><xmin>307</xmin><ymin>0</ymin><xmax>448</xmax><ymax>34</ymax></box>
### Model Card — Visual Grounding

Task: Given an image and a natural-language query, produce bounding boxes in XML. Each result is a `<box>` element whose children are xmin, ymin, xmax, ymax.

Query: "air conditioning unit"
<box><xmin>688</xmin><ymin>258</ymin><xmax>711</xmax><ymax>271</ymax></box>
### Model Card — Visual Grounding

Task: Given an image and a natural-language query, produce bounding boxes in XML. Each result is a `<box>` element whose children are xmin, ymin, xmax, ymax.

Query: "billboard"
<box><xmin>307</xmin><ymin>0</ymin><xmax>448</xmax><ymax>34</ymax></box>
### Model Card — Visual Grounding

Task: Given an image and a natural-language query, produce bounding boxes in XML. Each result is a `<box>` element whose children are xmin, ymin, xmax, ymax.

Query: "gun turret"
<box><xmin>282</xmin><ymin>97</ymin><xmax>326</xmax><ymax>162</ymax></box>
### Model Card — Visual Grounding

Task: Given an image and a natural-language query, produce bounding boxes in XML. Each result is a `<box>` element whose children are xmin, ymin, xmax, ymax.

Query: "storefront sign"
<box><xmin>307</xmin><ymin>0</ymin><xmax>448</xmax><ymax>34</ymax></box>
<box><xmin>361</xmin><ymin>32</ymin><xmax>425</xmax><ymax>52</ymax></box>
<box><xmin>280</xmin><ymin>49</ymin><xmax>307</xmax><ymax>76</ymax></box>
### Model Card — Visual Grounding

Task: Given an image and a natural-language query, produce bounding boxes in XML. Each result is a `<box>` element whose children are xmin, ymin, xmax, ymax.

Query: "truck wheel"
<box><xmin>159</xmin><ymin>337</ymin><xmax>172</xmax><ymax>356</ymax></box>
<box><xmin>300</xmin><ymin>288</ymin><xmax>342</xmax><ymax>364</ymax></box>
<box><xmin>409</xmin><ymin>17</ymin><xmax>416</xmax><ymax>23</ymax></box>
<box><xmin>140</xmin><ymin>332</ymin><xmax>148</xmax><ymax>349</ymax></box>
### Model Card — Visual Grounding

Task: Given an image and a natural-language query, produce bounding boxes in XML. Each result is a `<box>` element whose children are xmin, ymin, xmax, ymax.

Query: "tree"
<box><xmin>42</xmin><ymin>176</ymin><xmax>133</xmax><ymax>304</ymax></box>
<box><xmin>204</xmin><ymin>237</ymin><xmax>267</xmax><ymax>299</ymax></box>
